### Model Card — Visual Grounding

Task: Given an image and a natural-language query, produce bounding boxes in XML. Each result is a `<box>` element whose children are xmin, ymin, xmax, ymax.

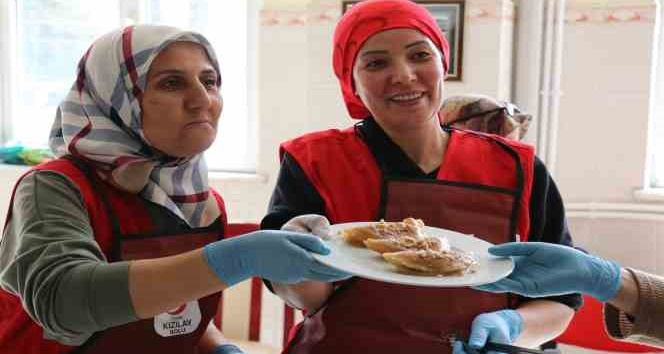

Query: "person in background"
<box><xmin>0</xmin><ymin>25</ymin><xmax>348</xmax><ymax>354</ymax></box>
<box><xmin>475</xmin><ymin>242</ymin><xmax>664</xmax><ymax>348</ymax></box>
<box><xmin>259</xmin><ymin>1</ymin><xmax>581</xmax><ymax>353</ymax></box>
<box><xmin>439</xmin><ymin>94</ymin><xmax>532</xmax><ymax>141</ymax></box>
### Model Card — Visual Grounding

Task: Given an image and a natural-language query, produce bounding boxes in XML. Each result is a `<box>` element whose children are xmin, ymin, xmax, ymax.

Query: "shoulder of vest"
<box><xmin>495</xmin><ymin>135</ymin><xmax>534</xmax><ymax>153</ymax></box>
<box><xmin>208</xmin><ymin>187</ymin><xmax>226</xmax><ymax>209</ymax></box>
<box><xmin>281</xmin><ymin>128</ymin><xmax>360</xmax><ymax>156</ymax></box>
<box><xmin>35</xmin><ymin>157</ymin><xmax>76</xmax><ymax>169</ymax></box>
<box><xmin>31</xmin><ymin>157</ymin><xmax>89</xmax><ymax>184</ymax></box>
<box><xmin>285</xmin><ymin>128</ymin><xmax>354</xmax><ymax>146</ymax></box>
<box><xmin>455</xmin><ymin>130</ymin><xmax>534</xmax><ymax>155</ymax></box>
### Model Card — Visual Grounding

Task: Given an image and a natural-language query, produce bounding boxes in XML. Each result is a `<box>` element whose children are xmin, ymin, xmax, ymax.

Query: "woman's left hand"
<box><xmin>282</xmin><ymin>214</ymin><xmax>331</xmax><ymax>238</ymax></box>
<box><xmin>280</xmin><ymin>214</ymin><xmax>338</xmax><ymax>311</ymax></box>
<box><xmin>453</xmin><ymin>310</ymin><xmax>523</xmax><ymax>354</ymax></box>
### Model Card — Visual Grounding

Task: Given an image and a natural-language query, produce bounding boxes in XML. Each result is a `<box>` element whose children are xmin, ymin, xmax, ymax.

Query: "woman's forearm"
<box><xmin>607</xmin><ymin>268</ymin><xmax>639</xmax><ymax>316</ymax></box>
<box><xmin>129</xmin><ymin>249</ymin><xmax>227</xmax><ymax>318</ymax></box>
<box><xmin>514</xmin><ymin>300</ymin><xmax>575</xmax><ymax>347</ymax></box>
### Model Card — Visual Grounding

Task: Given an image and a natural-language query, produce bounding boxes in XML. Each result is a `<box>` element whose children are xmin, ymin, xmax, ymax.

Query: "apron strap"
<box><xmin>442</xmin><ymin>127</ymin><xmax>525</xmax><ymax>239</ymax></box>
<box><xmin>482</xmin><ymin>135</ymin><xmax>524</xmax><ymax>238</ymax></box>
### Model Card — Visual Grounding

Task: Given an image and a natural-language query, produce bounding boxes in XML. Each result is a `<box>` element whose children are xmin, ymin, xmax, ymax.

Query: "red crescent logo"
<box><xmin>167</xmin><ymin>304</ymin><xmax>187</xmax><ymax>315</ymax></box>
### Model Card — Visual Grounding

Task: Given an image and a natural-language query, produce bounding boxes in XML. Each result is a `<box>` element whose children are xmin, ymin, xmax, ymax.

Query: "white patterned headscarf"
<box><xmin>49</xmin><ymin>25</ymin><xmax>221</xmax><ymax>228</ymax></box>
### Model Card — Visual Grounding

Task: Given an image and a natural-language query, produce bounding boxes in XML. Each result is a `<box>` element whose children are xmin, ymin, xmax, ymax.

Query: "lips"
<box><xmin>389</xmin><ymin>91</ymin><xmax>425</xmax><ymax>105</ymax></box>
<box><xmin>185</xmin><ymin>120</ymin><xmax>213</xmax><ymax>128</ymax></box>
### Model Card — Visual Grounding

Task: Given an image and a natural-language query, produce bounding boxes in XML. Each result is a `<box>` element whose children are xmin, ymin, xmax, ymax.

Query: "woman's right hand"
<box><xmin>202</xmin><ymin>230</ymin><xmax>351</xmax><ymax>286</ymax></box>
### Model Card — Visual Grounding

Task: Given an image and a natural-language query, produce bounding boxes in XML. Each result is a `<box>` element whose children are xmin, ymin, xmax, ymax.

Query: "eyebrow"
<box><xmin>151</xmin><ymin>68</ymin><xmax>217</xmax><ymax>77</ymax></box>
<box><xmin>405</xmin><ymin>40</ymin><xmax>428</xmax><ymax>49</ymax></box>
<box><xmin>360</xmin><ymin>40</ymin><xmax>430</xmax><ymax>57</ymax></box>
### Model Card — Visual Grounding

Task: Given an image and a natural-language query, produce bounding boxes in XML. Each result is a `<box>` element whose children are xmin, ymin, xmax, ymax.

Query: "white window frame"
<box><xmin>0</xmin><ymin>1</ymin><xmax>17</xmax><ymax>145</ymax></box>
<box><xmin>645</xmin><ymin>0</ymin><xmax>664</xmax><ymax>189</ymax></box>
<box><xmin>0</xmin><ymin>0</ymin><xmax>258</xmax><ymax>173</ymax></box>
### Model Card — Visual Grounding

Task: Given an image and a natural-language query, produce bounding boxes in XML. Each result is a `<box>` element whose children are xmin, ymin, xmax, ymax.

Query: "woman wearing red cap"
<box><xmin>261</xmin><ymin>1</ymin><xmax>581</xmax><ymax>353</ymax></box>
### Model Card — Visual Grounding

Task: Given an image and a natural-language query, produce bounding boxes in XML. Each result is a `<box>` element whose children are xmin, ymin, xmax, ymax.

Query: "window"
<box><xmin>0</xmin><ymin>0</ymin><xmax>256</xmax><ymax>172</ymax></box>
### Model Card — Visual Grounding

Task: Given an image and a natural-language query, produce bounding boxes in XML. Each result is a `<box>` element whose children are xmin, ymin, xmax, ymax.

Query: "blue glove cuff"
<box><xmin>590</xmin><ymin>257</ymin><xmax>622</xmax><ymax>302</ymax></box>
<box><xmin>496</xmin><ymin>309</ymin><xmax>524</xmax><ymax>342</ymax></box>
<box><xmin>213</xmin><ymin>344</ymin><xmax>245</xmax><ymax>354</ymax></box>
<box><xmin>203</xmin><ymin>241</ymin><xmax>249</xmax><ymax>287</ymax></box>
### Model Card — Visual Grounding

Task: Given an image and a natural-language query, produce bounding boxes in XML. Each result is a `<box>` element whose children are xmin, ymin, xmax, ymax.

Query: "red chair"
<box><xmin>557</xmin><ymin>295</ymin><xmax>662</xmax><ymax>352</ymax></box>
<box><xmin>214</xmin><ymin>223</ymin><xmax>298</xmax><ymax>353</ymax></box>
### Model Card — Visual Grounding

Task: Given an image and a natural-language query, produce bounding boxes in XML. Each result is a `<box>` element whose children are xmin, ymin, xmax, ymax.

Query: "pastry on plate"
<box><xmin>382</xmin><ymin>249</ymin><xmax>477</xmax><ymax>276</ymax></box>
<box><xmin>341</xmin><ymin>217</ymin><xmax>425</xmax><ymax>246</ymax></box>
<box><xmin>363</xmin><ymin>235</ymin><xmax>449</xmax><ymax>254</ymax></box>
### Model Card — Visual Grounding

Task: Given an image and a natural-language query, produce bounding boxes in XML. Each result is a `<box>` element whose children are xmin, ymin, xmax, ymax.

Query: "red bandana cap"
<box><xmin>333</xmin><ymin>0</ymin><xmax>450</xmax><ymax>119</ymax></box>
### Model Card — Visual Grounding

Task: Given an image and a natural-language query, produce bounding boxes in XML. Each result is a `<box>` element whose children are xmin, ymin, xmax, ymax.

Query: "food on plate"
<box><xmin>363</xmin><ymin>235</ymin><xmax>449</xmax><ymax>254</ymax></box>
<box><xmin>382</xmin><ymin>249</ymin><xmax>477</xmax><ymax>276</ymax></box>
<box><xmin>339</xmin><ymin>218</ymin><xmax>477</xmax><ymax>277</ymax></box>
<box><xmin>341</xmin><ymin>217</ymin><xmax>425</xmax><ymax>246</ymax></box>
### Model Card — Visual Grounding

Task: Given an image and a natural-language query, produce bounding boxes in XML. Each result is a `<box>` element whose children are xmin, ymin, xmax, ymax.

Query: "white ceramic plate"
<box><xmin>313</xmin><ymin>222</ymin><xmax>514</xmax><ymax>287</ymax></box>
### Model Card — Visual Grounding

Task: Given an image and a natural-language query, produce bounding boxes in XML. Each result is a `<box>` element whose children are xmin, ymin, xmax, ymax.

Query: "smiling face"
<box><xmin>352</xmin><ymin>28</ymin><xmax>445</xmax><ymax>132</ymax></box>
<box><xmin>141</xmin><ymin>41</ymin><xmax>222</xmax><ymax>158</ymax></box>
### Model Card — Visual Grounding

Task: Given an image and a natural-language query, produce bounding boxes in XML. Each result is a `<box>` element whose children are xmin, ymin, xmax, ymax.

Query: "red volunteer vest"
<box><xmin>0</xmin><ymin>157</ymin><xmax>227</xmax><ymax>354</ymax></box>
<box><xmin>280</xmin><ymin>127</ymin><xmax>535</xmax><ymax>354</ymax></box>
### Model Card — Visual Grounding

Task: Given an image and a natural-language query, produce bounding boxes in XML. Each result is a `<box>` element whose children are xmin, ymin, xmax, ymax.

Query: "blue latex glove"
<box><xmin>212</xmin><ymin>344</ymin><xmax>245</xmax><ymax>354</ymax></box>
<box><xmin>474</xmin><ymin>242</ymin><xmax>621</xmax><ymax>301</ymax></box>
<box><xmin>453</xmin><ymin>310</ymin><xmax>523</xmax><ymax>354</ymax></box>
<box><xmin>203</xmin><ymin>230</ymin><xmax>351</xmax><ymax>286</ymax></box>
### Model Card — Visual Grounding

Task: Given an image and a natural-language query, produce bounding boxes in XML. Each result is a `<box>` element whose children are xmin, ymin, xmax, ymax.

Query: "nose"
<box><xmin>185</xmin><ymin>81</ymin><xmax>212</xmax><ymax>110</ymax></box>
<box><xmin>390</xmin><ymin>59</ymin><xmax>417</xmax><ymax>85</ymax></box>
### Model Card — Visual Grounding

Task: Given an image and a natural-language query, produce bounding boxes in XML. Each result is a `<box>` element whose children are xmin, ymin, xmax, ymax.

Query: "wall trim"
<box><xmin>567</xmin><ymin>0</ymin><xmax>656</xmax><ymax>9</ymax></box>
<box><xmin>259</xmin><ymin>2</ymin><xmax>515</xmax><ymax>27</ymax></box>
<box><xmin>565</xmin><ymin>0</ymin><xmax>657</xmax><ymax>24</ymax></box>
<box><xmin>567</xmin><ymin>202</ymin><xmax>664</xmax><ymax>221</ymax></box>
<box><xmin>259</xmin><ymin>1</ymin><xmax>658</xmax><ymax>26</ymax></box>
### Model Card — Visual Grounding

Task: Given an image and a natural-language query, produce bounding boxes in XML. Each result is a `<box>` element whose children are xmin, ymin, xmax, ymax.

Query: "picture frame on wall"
<box><xmin>341</xmin><ymin>0</ymin><xmax>465</xmax><ymax>81</ymax></box>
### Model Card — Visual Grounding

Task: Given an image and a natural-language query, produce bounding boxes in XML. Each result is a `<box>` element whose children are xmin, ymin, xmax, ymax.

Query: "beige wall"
<box><xmin>556</xmin><ymin>1</ymin><xmax>663</xmax><ymax>270</ymax></box>
<box><xmin>553</xmin><ymin>6</ymin><xmax>664</xmax><ymax>353</ymax></box>
<box><xmin>557</xmin><ymin>0</ymin><xmax>657</xmax><ymax>202</ymax></box>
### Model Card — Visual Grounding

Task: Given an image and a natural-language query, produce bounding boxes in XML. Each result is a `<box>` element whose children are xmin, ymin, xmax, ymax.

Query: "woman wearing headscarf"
<box><xmin>0</xmin><ymin>25</ymin><xmax>348</xmax><ymax>354</ymax></box>
<box><xmin>260</xmin><ymin>1</ymin><xmax>582</xmax><ymax>353</ymax></box>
